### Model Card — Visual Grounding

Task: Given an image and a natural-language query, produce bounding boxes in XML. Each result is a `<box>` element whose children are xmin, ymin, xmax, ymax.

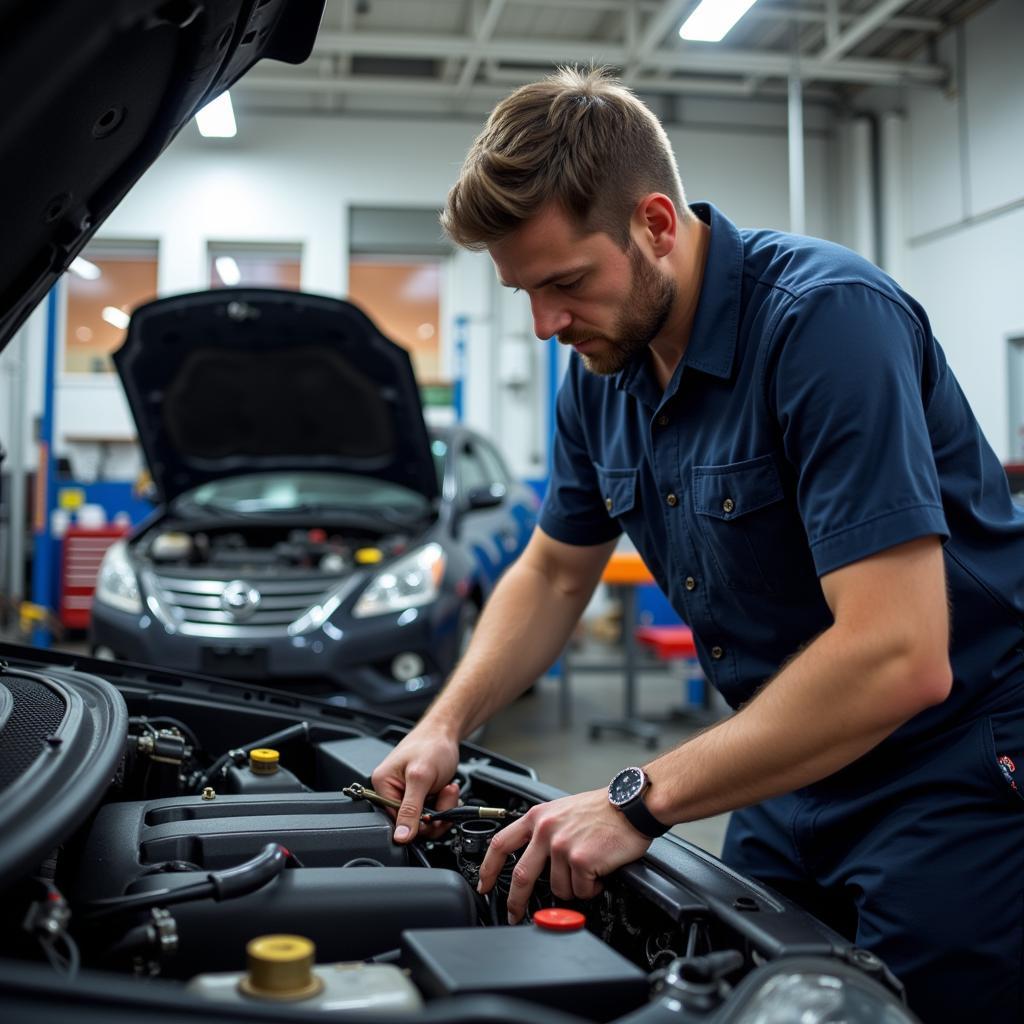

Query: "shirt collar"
<box><xmin>615</xmin><ymin>201</ymin><xmax>743</xmax><ymax>396</ymax></box>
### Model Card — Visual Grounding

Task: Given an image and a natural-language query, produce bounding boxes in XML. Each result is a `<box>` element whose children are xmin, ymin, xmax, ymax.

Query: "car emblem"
<box><xmin>220</xmin><ymin>580</ymin><xmax>262</xmax><ymax>621</ymax></box>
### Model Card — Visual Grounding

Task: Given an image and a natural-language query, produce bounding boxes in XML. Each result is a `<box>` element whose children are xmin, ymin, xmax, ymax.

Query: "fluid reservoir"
<box><xmin>223</xmin><ymin>748</ymin><xmax>305</xmax><ymax>794</ymax></box>
<box><xmin>186</xmin><ymin>934</ymin><xmax>422</xmax><ymax>1013</ymax></box>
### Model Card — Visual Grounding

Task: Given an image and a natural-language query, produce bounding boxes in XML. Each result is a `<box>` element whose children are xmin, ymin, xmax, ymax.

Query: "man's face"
<box><xmin>489</xmin><ymin>204</ymin><xmax>677</xmax><ymax>376</ymax></box>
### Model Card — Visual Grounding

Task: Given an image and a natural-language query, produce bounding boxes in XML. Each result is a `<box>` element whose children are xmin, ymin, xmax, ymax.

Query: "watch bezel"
<box><xmin>608</xmin><ymin>765</ymin><xmax>648</xmax><ymax>808</ymax></box>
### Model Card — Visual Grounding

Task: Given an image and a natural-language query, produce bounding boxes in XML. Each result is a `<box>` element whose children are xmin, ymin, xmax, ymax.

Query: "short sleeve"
<box><xmin>766</xmin><ymin>282</ymin><xmax>949</xmax><ymax>576</ymax></box>
<box><xmin>539</xmin><ymin>363</ymin><xmax>623</xmax><ymax>546</ymax></box>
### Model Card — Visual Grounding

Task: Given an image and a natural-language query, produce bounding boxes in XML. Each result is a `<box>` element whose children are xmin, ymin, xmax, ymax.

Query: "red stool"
<box><xmin>634</xmin><ymin>625</ymin><xmax>714</xmax><ymax>722</ymax></box>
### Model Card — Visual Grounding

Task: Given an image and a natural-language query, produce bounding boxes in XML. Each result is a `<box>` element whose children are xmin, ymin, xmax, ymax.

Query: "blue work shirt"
<box><xmin>540</xmin><ymin>202</ymin><xmax>1024</xmax><ymax>751</ymax></box>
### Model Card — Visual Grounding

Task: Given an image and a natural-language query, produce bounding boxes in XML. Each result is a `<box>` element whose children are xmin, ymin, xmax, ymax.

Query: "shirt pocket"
<box><xmin>595</xmin><ymin>464</ymin><xmax>639</xmax><ymax>522</ymax></box>
<box><xmin>692</xmin><ymin>454</ymin><xmax>813</xmax><ymax>595</ymax></box>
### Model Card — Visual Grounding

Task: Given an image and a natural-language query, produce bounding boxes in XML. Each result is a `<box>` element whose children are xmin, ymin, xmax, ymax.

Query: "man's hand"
<box><xmin>477</xmin><ymin>789</ymin><xmax>654</xmax><ymax>923</ymax></box>
<box><xmin>370</xmin><ymin>729</ymin><xmax>461</xmax><ymax>843</ymax></box>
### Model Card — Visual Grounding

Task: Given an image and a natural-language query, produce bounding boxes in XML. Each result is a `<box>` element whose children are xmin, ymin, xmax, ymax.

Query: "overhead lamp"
<box><xmin>215</xmin><ymin>256</ymin><xmax>242</xmax><ymax>286</ymax></box>
<box><xmin>101</xmin><ymin>306</ymin><xmax>130</xmax><ymax>330</ymax></box>
<box><xmin>69</xmin><ymin>257</ymin><xmax>102</xmax><ymax>280</ymax></box>
<box><xmin>679</xmin><ymin>0</ymin><xmax>760</xmax><ymax>42</ymax></box>
<box><xmin>195</xmin><ymin>90</ymin><xmax>237</xmax><ymax>138</ymax></box>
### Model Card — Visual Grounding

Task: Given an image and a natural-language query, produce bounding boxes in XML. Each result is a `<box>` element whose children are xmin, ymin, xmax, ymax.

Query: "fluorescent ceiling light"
<box><xmin>101</xmin><ymin>306</ymin><xmax>130</xmax><ymax>330</ymax></box>
<box><xmin>195</xmin><ymin>91</ymin><xmax>237</xmax><ymax>138</ymax></box>
<box><xmin>679</xmin><ymin>0</ymin><xmax>760</xmax><ymax>42</ymax></box>
<box><xmin>215</xmin><ymin>256</ymin><xmax>242</xmax><ymax>286</ymax></box>
<box><xmin>69</xmin><ymin>257</ymin><xmax>102</xmax><ymax>280</ymax></box>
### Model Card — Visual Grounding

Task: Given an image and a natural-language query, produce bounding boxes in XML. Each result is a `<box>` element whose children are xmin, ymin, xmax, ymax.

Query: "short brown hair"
<box><xmin>441</xmin><ymin>66</ymin><xmax>687</xmax><ymax>251</ymax></box>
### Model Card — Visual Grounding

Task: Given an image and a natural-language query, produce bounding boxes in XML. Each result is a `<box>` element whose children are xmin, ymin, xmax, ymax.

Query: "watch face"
<box><xmin>608</xmin><ymin>766</ymin><xmax>646</xmax><ymax>807</ymax></box>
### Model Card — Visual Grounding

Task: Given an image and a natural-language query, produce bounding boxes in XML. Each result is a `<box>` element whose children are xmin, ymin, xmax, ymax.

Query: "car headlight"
<box><xmin>95</xmin><ymin>539</ymin><xmax>142</xmax><ymax>615</ymax></box>
<box><xmin>352</xmin><ymin>543</ymin><xmax>446</xmax><ymax>619</ymax></box>
<box><xmin>726</xmin><ymin>969</ymin><xmax>917</xmax><ymax>1024</ymax></box>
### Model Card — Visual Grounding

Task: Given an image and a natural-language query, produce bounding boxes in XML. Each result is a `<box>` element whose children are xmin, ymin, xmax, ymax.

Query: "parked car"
<box><xmin>0</xmin><ymin>3</ymin><xmax>919</xmax><ymax>1023</ymax></box>
<box><xmin>88</xmin><ymin>287</ymin><xmax>538</xmax><ymax>715</ymax></box>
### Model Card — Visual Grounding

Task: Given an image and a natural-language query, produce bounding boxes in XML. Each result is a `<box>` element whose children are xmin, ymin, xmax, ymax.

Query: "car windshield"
<box><xmin>178</xmin><ymin>472</ymin><xmax>431</xmax><ymax>517</ymax></box>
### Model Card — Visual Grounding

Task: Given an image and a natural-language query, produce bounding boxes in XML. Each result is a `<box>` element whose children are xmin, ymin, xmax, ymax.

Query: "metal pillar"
<box><xmin>788</xmin><ymin>72</ymin><xmax>806</xmax><ymax>235</ymax></box>
<box><xmin>453</xmin><ymin>314</ymin><xmax>468</xmax><ymax>422</ymax></box>
<box><xmin>30</xmin><ymin>286</ymin><xmax>59</xmax><ymax>647</ymax></box>
<box><xmin>5</xmin><ymin>325</ymin><xmax>29</xmax><ymax>611</ymax></box>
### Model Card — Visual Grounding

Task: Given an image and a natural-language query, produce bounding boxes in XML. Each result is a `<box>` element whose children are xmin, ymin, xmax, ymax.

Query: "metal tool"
<box><xmin>342</xmin><ymin>782</ymin><xmax>518</xmax><ymax>822</ymax></box>
<box><xmin>342</xmin><ymin>783</ymin><xmax>404</xmax><ymax>812</ymax></box>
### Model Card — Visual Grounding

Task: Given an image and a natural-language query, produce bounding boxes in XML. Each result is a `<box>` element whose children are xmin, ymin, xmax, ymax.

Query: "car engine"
<box><xmin>139</xmin><ymin>524</ymin><xmax>411</xmax><ymax>575</ymax></box>
<box><xmin>0</xmin><ymin>648</ymin><xmax>917</xmax><ymax>1023</ymax></box>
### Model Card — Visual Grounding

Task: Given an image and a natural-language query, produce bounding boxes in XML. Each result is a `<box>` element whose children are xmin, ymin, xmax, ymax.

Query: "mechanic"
<box><xmin>371</xmin><ymin>66</ymin><xmax>1024</xmax><ymax>1023</ymax></box>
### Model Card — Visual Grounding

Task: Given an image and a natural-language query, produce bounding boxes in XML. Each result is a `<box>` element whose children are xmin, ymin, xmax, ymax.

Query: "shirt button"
<box><xmin>666</xmin><ymin>493</ymin><xmax>678</xmax><ymax>507</ymax></box>
<box><xmin>657</xmin><ymin>414</ymin><xmax>670</xmax><ymax>427</ymax></box>
<box><xmin>605</xmin><ymin>497</ymin><xmax>613</xmax><ymax>512</ymax></box>
<box><xmin>684</xmin><ymin>576</ymin><xmax>696</xmax><ymax>591</ymax></box>
<box><xmin>722</xmin><ymin>497</ymin><xmax>735</xmax><ymax>514</ymax></box>
<box><xmin>711</xmin><ymin>645</ymin><xmax>725</xmax><ymax>660</ymax></box>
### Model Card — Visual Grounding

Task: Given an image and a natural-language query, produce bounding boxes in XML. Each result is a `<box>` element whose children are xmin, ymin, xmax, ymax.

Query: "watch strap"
<box><xmin>621</xmin><ymin>795</ymin><xmax>669</xmax><ymax>839</ymax></box>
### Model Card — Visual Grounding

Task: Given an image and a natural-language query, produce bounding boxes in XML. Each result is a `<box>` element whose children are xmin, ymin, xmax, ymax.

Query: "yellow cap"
<box><xmin>355</xmin><ymin>547</ymin><xmax>384</xmax><ymax>564</ymax></box>
<box><xmin>239</xmin><ymin>935</ymin><xmax>324</xmax><ymax>1001</ymax></box>
<box><xmin>249</xmin><ymin>748</ymin><xmax>280</xmax><ymax>774</ymax></box>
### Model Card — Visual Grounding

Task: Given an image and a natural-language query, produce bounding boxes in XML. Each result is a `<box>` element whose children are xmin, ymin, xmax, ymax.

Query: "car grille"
<box><xmin>146</xmin><ymin>571</ymin><xmax>349</xmax><ymax>637</ymax></box>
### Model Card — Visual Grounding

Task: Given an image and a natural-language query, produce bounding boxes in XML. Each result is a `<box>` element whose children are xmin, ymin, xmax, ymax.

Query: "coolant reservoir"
<box><xmin>223</xmin><ymin>748</ymin><xmax>305</xmax><ymax>794</ymax></box>
<box><xmin>186</xmin><ymin>934</ymin><xmax>422</xmax><ymax>1013</ymax></box>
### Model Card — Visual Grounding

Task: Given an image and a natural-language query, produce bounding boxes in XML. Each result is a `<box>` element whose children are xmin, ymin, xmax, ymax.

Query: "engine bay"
<box><xmin>0</xmin><ymin>650</ymin><xmax>913</xmax><ymax>1023</ymax></box>
<box><xmin>138</xmin><ymin>523</ymin><xmax>411</xmax><ymax>575</ymax></box>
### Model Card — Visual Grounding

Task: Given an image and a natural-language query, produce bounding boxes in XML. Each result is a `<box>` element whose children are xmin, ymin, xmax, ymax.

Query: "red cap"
<box><xmin>533</xmin><ymin>908</ymin><xmax>586</xmax><ymax>932</ymax></box>
<box><xmin>308</xmin><ymin>529</ymin><xmax>327</xmax><ymax>544</ymax></box>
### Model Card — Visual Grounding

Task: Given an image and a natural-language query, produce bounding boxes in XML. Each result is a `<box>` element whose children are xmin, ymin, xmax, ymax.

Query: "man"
<box><xmin>372</xmin><ymin>67</ymin><xmax>1024</xmax><ymax>1023</ymax></box>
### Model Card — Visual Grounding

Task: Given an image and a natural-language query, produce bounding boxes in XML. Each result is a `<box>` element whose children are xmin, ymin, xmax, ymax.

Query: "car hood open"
<box><xmin>0</xmin><ymin>0</ymin><xmax>325</xmax><ymax>351</ymax></box>
<box><xmin>114</xmin><ymin>288</ymin><xmax>440</xmax><ymax>503</ymax></box>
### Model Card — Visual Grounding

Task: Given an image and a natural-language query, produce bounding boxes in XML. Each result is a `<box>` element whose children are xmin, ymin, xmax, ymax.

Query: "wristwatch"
<box><xmin>607</xmin><ymin>766</ymin><xmax>669</xmax><ymax>839</ymax></box>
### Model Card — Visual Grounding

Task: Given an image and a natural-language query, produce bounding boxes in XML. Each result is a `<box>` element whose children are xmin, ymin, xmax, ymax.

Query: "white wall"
<box><xmin>40</xmin><ymin>99</ymin><xmax>835</xmax><ymax>480</ymax></box>
<box><xmin>894</xmin><ymin>0</ymin><xmax>1024</xmax><ymax>459</ymax></box>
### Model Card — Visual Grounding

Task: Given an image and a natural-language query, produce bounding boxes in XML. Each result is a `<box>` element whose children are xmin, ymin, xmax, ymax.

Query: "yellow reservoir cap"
<box><xmin>249</xmin><ymin>748</ymin><xmax>280</xmax><ymax>775</ymax></box>
<box><xmin>239</xmin><ymin>935</ymin><xmax>324</xmax><ymax>1001</ymax></box>
<box><xmin>355</xmin><ymin>547</ymin><xmax>383</xmax><ymax>564</ymax></box>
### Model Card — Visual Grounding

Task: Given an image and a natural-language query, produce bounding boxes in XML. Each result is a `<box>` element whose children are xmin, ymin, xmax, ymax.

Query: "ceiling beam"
<box><xmin>818</xmin><ymin>0</ymin><xmax>916</xmax><ymax>62</ymax></box>
<box><xmin>309</xmin><ymin>30</ymin><xmax>947</xmax><ymax>85</ymax></box>
<box><xmin>625</xmin><ymin>0</ymin><xmax>692</xmax><ymax>78</ymax></box>
<box><xmin>458</xmin><ymin>0</ymin><xmax>508</xmax><ymax>94</ymax></box>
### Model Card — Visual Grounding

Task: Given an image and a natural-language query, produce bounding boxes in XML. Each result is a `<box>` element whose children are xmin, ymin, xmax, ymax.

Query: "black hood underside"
<box><xmin>0</xmin><ymin>0</ymin><xmax>325</xmax><ymax>351</ymax></box>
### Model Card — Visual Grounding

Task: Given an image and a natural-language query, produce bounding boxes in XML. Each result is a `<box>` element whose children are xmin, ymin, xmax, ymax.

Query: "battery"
<box><xmin>401</xmin><ymin>922</ymin><xmax>648</xmax><ymax>1021</ymax></box>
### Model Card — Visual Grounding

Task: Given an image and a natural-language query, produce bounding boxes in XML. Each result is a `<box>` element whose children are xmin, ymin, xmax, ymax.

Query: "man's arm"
<box><xmin>371</xmin><ymin>528</ymin><xmax>617</xmax><ymax>841</ymax></box>
<box><xmin>643</xmin><ymin>535</ymin><xmax>951</xmax><ymax>821</ymax></box>
<box><xmin>480</xmin><ymin>535</ymin><xmax>953</xmax><ymax>921</ymax></box>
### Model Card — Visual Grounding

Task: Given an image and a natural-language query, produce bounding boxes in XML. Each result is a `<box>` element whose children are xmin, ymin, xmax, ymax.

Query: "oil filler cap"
<box><xmin>533</xmin><ymin>908</ymin><xmax>586</xmax><ymax>932</ymax></box>
<box><xmin>249</xmin><ymin>748</ymin><xmax>280</xmax><ymax>775</ymax></box>
<box><xmin>239</xmin><ymin>934</ymin><xmax>324</xmax><ymax>1001</ymax></box>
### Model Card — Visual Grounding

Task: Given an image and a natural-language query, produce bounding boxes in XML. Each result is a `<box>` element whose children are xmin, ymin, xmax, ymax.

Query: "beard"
<box><xmin>558</xmin><ymin>242</ymin><xmax>676</xmax><ymax>377</ymax></box>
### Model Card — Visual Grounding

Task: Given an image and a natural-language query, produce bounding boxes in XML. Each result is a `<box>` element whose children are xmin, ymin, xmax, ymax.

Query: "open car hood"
<box><xmin>0</xmin><ymin>0</ymin><xmax>325</xmax><ymax>350</ymax></box>
<box><xmin>114</xmin><ymin>288</ymin><xmax>440</xmax><ymax>502</ymax></box>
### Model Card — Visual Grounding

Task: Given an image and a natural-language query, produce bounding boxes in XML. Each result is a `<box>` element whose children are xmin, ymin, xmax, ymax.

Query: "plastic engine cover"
<box><xmin>401</xmin><ymin>924</ymin><xmax>649</xmax><ymax>1021</ymax></box>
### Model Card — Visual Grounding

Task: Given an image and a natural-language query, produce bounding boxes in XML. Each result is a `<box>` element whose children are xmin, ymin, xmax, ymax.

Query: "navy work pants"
<box><xmin>722</xmin><ymin>708</ymin><xmax>1024</xmax><ymax>1023</ymax></box>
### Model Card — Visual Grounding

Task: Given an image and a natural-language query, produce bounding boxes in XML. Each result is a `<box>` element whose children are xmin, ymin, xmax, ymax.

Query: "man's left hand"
<box><xmin>477</xmin><ymin>788</ymin><xmax>654</xmax><ymax>923</ymax></box>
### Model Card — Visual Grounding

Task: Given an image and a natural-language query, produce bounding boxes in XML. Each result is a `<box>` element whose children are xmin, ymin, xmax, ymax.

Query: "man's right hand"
<box><xmin>370</xmin><ymin>728</ymin><xmax>461</xmax><ymax>843</ymax></box>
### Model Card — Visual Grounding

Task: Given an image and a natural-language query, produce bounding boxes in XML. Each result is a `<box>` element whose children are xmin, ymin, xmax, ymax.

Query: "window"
<box><xmin>64</xmin><ymin>241</ymin><xmax>158</xmax><ymax>374</ymax></box>
<box><xmin>347</xmin><ymin>259</ymin><xmax>442</xmax><ymax>383</ymax></box>
<box><xmin>208</xmin><ymin>242</ymin><xmax>302</xmax><ymax>290</ymax></box>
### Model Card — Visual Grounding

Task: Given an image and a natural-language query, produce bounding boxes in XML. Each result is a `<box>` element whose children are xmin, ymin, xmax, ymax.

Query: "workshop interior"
<box><xmin>0</xmin><ymin>1</ymin><xmax>1019</xmax><ymax>1023</ymax></box>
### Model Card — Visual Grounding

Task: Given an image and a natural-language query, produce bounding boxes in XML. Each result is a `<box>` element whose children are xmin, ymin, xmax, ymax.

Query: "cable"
<box><xmin>82</xmin><ymin>843</ymin><xmax>289</xmax><ymax>921</ymax></box>
<box><xmin>195</xmin><ymin>722</ymin><xmax>310</xmax><ymax>791</ymax></box>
